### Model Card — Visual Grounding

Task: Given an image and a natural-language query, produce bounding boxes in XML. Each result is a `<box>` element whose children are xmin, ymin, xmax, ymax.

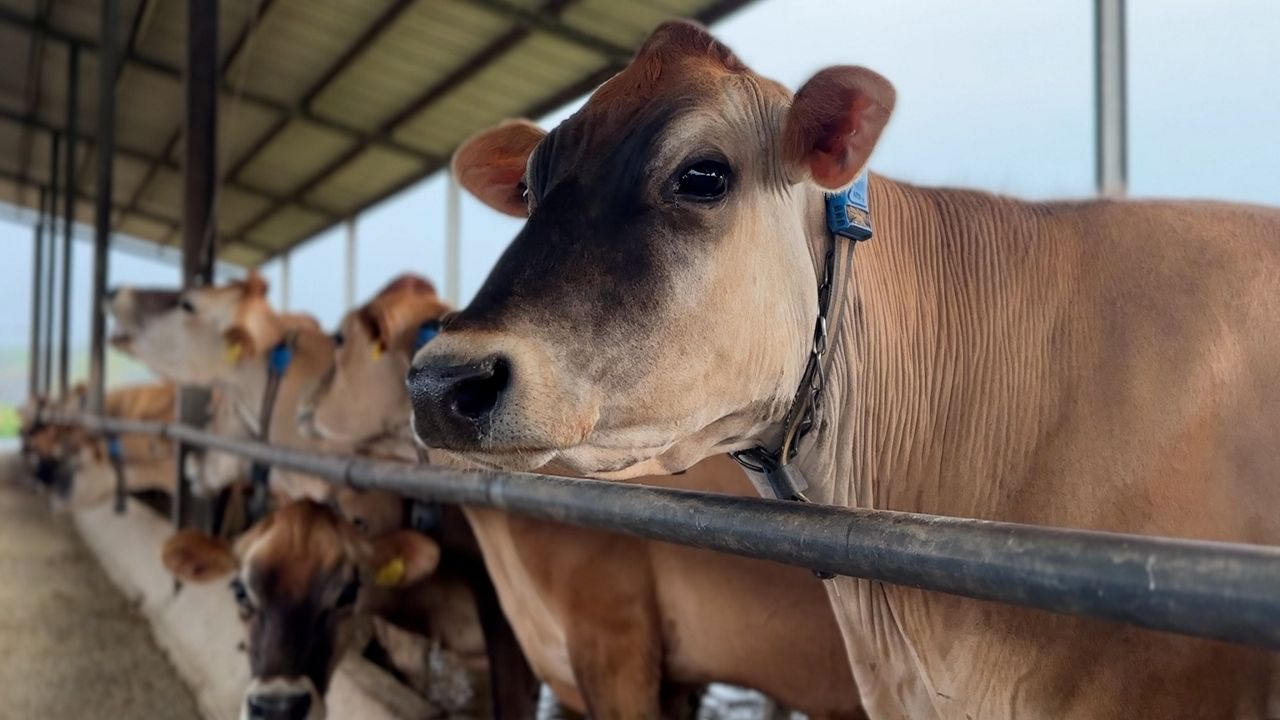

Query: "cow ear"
<box><xmin>783</xmin><ymin>66</ymin><xmax>896</xmax><ymax>190</ymax></box>
<box><xmin>452</xmin><ymin>120</ymin><xmax>546</xmax><ymax>218</ymax></box>
<box><xmin>162</xmin><ymin>530</ymin><xmax>237</xmax><ymax>583</ymax></box>
<box><xmin>367</xmin><ymin>530</ymin><xmax>440</xmax><ymax>588</ymax></box>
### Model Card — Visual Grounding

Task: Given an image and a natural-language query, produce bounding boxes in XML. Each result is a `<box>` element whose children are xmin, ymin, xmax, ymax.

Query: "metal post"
<box><xmin>59</xmin><ymin>43</ymin><xmax>79</xmax><ymax>398</ymax></box>
<box><xmin>280</xmin><ymin>252</ymin><xmax>291</xmax><ymax>311</ymax></box>
<box><xmin>344</xmin><ymin>218</ymin><xmax>357</xmax><ymax>310</ymax></box>
<box><xmin>42</xmin><ymin>133</ymin><xmax>60</xmax><ymax>398</ymax></box>
<box><xmin>445</xmin><ymin>169</ymin><xmax>461</xmax><ymax>305</ymax></box>
<box><xmin>1095</xmin><ymin>0</ymin><xmax>1127</xmax><ymax>197</ymax></box>
<box><xmin>28</xmin><ymin>187</ymin><xmax>46</xmax><ymax>400</ymax></box>
<box><xmin>94</xmin><ymin>0</ymin><xmax>118</xmax><ymax>511</ymax></box>
<box><xmin>176</xmin><ymin>0</ymin><xmax>219</xmax><ymax>532</ymax></box>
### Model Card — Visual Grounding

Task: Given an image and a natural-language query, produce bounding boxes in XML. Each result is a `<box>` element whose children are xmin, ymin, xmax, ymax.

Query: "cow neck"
<box><xmin>731</xmin><ymin>173</ymin><xmax>871</xmax><ymax>502</ymax></box>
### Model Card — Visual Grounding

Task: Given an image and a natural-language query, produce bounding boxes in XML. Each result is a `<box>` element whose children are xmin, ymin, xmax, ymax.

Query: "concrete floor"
<box><xmin>0</xmin><ymin>476</ymin><xmax>201</xmax><ymax>720</ymax></box>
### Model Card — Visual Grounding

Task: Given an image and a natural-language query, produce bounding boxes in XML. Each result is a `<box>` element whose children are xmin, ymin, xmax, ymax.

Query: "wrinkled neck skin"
<box><xmin>788</xmin><ymin>176</ymin><xmax>1084</xmax><ymax>718</ymax></box>
<box><xmin>790</xmin><ymin>175</ymin><xmax>1072</xmax><ymax>514</ymax></box>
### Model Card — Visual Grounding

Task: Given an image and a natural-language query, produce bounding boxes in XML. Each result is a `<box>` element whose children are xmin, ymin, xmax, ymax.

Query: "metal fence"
<box><xmin>48</xmin><ymin>411</ymin><xmax>1280</xmax><ymax>653</ymax></box>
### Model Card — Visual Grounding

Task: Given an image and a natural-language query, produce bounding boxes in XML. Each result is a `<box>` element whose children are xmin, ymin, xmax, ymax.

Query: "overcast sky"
<box><xmin>0</xmin><ymin>0</ymin><xmax>1277</xmax><ymax>398</ymax></box>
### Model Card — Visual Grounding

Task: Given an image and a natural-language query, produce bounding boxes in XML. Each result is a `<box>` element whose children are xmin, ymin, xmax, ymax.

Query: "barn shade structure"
<box><xmin>0</xmin><ymin>0</ymin><xmax>755</xmax><ymax>267</ymax></box>
<box><xmin>22</xmin><ymin>0</ymin><xmax>1260</xmax><ymax>674</ymax></box>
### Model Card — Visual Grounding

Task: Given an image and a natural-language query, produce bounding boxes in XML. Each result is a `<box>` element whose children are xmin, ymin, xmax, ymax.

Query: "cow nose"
<box><xmin>408</xmin><ymin>354</ymin><xmax>510</xmax><ymax>446</ymax></box>
<box><xmin>245</xmin><ymin>691</ymin><xmax>312</xmax><ymax>720</ymax></box>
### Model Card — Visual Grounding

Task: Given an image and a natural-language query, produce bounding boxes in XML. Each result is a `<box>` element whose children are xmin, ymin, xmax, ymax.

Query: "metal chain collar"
<box><xmin>731</xmin><ymin>241</ymin><xmax>840</xmax><ymax>499</ymax></box>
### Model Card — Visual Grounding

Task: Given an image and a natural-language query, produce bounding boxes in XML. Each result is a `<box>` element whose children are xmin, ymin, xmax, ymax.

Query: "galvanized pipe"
<box><xmin>59</xmin><ymin>42</ymin><xmax>79</xmax><ymax>398</ymax></box>
<box><xmin>55</xmin><ymin>413</ymin><xmax>1280</xmax><ymax>652</ymax></box>
<box><xmin>42</xmin><ymin>133</ymin><xmax>59</xmax><ymax>397</ymax></box>
<box><xmin>94</xmin><ymin>0</ymin><xmax>118</xmax><ymax>510</ymax></box>
<box><xmin>28</xmin><ymin>187</ymin><xmax>46</xmax><ymax>399</ymax></box>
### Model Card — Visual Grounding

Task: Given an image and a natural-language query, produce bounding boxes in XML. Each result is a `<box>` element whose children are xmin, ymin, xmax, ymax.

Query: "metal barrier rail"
<box><xmin>51</xmin><ymin>412</ymin><xmax>1280</xmax><ymax>652</ymax></box>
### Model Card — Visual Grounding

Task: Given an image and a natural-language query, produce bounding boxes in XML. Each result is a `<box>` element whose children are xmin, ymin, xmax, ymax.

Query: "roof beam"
<box><xmin>238</xmin><ymin>0</ymin><xmax>588</xmax><ymax>239</ymax></box>
<box><xmin>15</xmin><ymin>0</ymin><xmax>54</xmax><ymax>200</ymax></box>
<box><xmin>117</xmin><ymin>0</ymin><xmax>276</xmax><ymax>232</ymax></box>
<box><xmin>223</xmin><ymin>0</ymin><xmax>757</xmax><ymax>264</ymax></box>
<box><xmin>223</xmin><ymin>0</ymin><xmax>418</xmax><ymax>185</ymax></box>
<box><xmin>467</xmin><ymin>0</ymin><xmax>632</xmax><ymax>62</ymax></box>
<box><xmin>0</xmin><ymin>107</ymin><xmax>338</xmax><ymax>221</ymax></box>
<box><xmin>72</xmin><ymin>0</ymin><xmax>160</xmax><ymax>194</ymax></box>
<box><xmin>0</xmin><ymin>5</ymin><xmax>437</xmax><ymax>164</ymax></box>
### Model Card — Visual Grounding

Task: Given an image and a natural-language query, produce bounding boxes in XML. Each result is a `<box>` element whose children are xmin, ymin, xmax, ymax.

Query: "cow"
<box><xmin>23</xmin><ymin>382</ymin><xmax>177</xmax><ymax>508</ymax></box>
<box><xmin>306</xmin><ymin>274</ymin><xmax>863</xmax><ymax>718</ymax></box>
<box><xmin>163</xmin><ymin>499</ymin><xmax>490</xmax><ymax>720</ymax></box>
<box><xmin>407</xmin><ymin>20</ymin><xmax>1280</xmax><ymax>720</ymax></box>
<box><xmin>107</xmin><ymin>274</ymin><xmax>335</xmax><ymax>501</ymax></box>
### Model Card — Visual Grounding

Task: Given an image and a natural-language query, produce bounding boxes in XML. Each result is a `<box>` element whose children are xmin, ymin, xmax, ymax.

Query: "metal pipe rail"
<box><xmin>52</xmin><ymin>412</ymin><xmax>1280</xmax><ymax>652</ymax></box>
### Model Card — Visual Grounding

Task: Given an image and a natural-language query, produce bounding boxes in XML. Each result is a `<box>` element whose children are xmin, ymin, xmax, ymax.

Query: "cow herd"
<box><xmin>18</xmin><ymin>19</ymin><xmax>1280</xmax><ymax>720</ymax></box>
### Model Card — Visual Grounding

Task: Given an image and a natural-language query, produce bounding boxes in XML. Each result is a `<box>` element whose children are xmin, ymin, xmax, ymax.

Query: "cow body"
<box><xmin>800</xmin><ymin>183</ymin><xmax>1280</xmax><ymax>718</ymax></box>
<box><xmin>24</xmin><ymin>382</ymin><xmax>178</xmax><ymax>507</ymax></box>
<box><xmin>415</xmin><ymin>21</ymin><xmax>1280</xmax><ymax>720</ymax></box>
<box><xmin>310</xmin><ymin>275</ymin><xmax>862</xmax><ymax>718</ymax></box>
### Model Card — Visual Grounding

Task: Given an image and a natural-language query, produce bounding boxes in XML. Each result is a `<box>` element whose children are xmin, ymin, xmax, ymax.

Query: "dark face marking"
<box><xmin>244</xmin><ymin>569</ymin><xmax>351</xmax><ymax>694</ymax></box>
<box><xmin>239</xmin><ymin>505</ymin><xmax>363</xmax><ymax>694</ymax></box>
<box><xmin>452</xmin><ymin>98</ymin><xmax>719</xmax><ymax>363</ymax></box>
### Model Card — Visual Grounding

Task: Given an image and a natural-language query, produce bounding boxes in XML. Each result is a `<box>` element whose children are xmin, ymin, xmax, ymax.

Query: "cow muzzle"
<box><xmin>242</xmin><ymin>678</ymin><xmax>322</xmax><ymax>720</ymax></box>
<box><xmin>407</xmin><ymin>354</ymin><xmax>510</xmax><ymax>448</ymax></box>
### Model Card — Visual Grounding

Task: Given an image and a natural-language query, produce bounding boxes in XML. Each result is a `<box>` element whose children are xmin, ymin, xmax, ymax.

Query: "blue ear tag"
<box><xmin>268</xmin><ymin>342</ymin><xmax>294</xmax><ymax>374</ymax></box>
<box><xmin>107</xmin><ymin>437</ymin><xmax>124</xmax><ymax>461</ymax></box>
<box><xmin>414</xmin><ymin>322</ymin><xmax>441</xmax><ymax>352</ymax></box>
<box><xmin>825</xmin><ymin>171</ymin><xmax>873</xmax><ymax>241</ymax></box>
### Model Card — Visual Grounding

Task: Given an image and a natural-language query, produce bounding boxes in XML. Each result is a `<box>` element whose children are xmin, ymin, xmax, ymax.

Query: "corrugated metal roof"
<box><xmin>0</xmin><ymin>0</ymin><xmax>757</xmax><ymax>266</ymax></box>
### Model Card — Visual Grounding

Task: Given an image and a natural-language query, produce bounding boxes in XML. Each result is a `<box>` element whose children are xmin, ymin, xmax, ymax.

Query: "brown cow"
<box><xmin>163</xmin><ymin>499</ymin><xmax>489</xmax><ymax>720</ymax></box>
<box><xmin>23</xmin><ymin>382</ymin><xmax>177</xmax><ymax>508</ymax></box>
<box><xmin>107</xmin><ymin>274</ymin><xmax>335</xmax><ymax>501</ymax></box>
<box><xmin>306</xmin><ymin>275</ymin><xmax>862</xmax><ymax>718</ymax></box>
<box><xmin>409</xmin><ymin>21</ymin><xmax>1280</xmax><ymax>720</ymax></box>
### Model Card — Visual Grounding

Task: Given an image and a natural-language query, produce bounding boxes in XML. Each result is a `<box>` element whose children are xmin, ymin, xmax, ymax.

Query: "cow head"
<box><xmin>409</xmin><ymin>21</ymin><xmax>895</xmax><ymax>477</ymax></box>
<box><xmin>302</xmin><ymin>275</ymin><xmax>447</xmax><ymax>451</ymax></box>
<box><xmin>163</xmin><ymin>501</ymin><xmax>440</xmax><ymax>720</ymax></box>
<box><xmin>107</xmin><ymin>273</ymin><xmax>284</xmax><ymax>385</ymax></box>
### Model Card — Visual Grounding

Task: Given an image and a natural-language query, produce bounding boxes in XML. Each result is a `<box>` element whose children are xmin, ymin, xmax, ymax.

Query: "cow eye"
<box><xmin>332</xmin><ymin>332</ymin><xmax>345</xmax><ymax>348</ymax></box>
<box><xmin>230</xmin><ymin>578</ymin><xmax>254</xmax><ymax>613</ymax></box>
<box><xmin>179</xmin><ymin>298</ymin><xmax>196</xmax><ymax>314</ymax></box>
<box><xmin>675</xmin><ymin>160</ymin><xmax>731</xmax><ymax>200</ymax></box>
<box><xmin>336</xmin><ymin>577</ymin><xmax>360</xmax><ymax>608</ymax></box>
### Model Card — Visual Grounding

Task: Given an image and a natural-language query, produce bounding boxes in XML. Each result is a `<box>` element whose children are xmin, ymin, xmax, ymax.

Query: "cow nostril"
<box><xmin>246</xmin><ymin>692</ymin><xmax>312</xmax><ymax>720</ymax></box>
<box><xmin>453</xmin><ymin>357</ymin><xmax>510</xmax><ymax>420</ymax></box>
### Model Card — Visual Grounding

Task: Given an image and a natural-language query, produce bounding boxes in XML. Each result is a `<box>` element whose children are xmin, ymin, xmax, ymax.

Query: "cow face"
<box><xmin>163</xmin><ymin>501</ymin><xmax>440</xmax><ymax>720</ymax></box>
<box><xmin>107</xmin><ymin>273</ymin><xmax>281</xmax><ymax>385</ymax></box>
<box><xmin>302</xmin><ymin>275</ymin><xmax>447</xmax><ymax>450</ymax></box>
<box><xmin>409</xmin><ymin>21</ymin><xmax>894</xmax><ymax>478</ymax></box>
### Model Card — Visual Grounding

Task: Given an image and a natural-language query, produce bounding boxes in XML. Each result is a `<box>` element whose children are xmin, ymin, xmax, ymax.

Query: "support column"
<box><xmin>280</xmin><ymin>252</ymin><xmax>291</xmax><ymax>312</ymax></box>
<box><xmin>59</xmin><ymin>43</ymin><xmax>79</xmax><ymax>398</ymax></box>
<box><xmin>445</xmin><ymin>169</ymin><xmax>461</xmax><ymax>306</ymax></box>
<box><xmin>90</xmin><ymin>0</ymin><xmax>115</xmax><ymax>418</ymax></box>
<box><xmin>344</xmin><ymin>218</ymin><xmax>357</xmax><ymax>310</ymax></box>
<box><xmin>42</xmin><ymin>133</ymin><xmax>59</xmax><ymax>398</ymax></box>
<box><xmin>176</xmin><ymin>0</ymin><xmax>219</xmax><ymax>532</ymax></box>
<box><xmin>28</xmin><ymin>187</ymin><xmax>46</xmax><ymax>400</ymax></box>
<box><xmin>93</xmin><ymin>0</ymin><xmax>119</xmax><ymax>510</ymax></box>
<box><xmin>1095</xmin><ymin>0</ymin><xmax>1127</xmax><ymax>197</ymax></box>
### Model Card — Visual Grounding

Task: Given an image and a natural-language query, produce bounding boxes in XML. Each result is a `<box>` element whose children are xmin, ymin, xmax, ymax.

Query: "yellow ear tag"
<box><xmin>225</xmin><ymin>342</ymin><xmax>243</xmax><ymax>364</ymax></box>
<box><xmin>375</xmin><ymin>556</ymin><xmax>405</xmax><ymax>587</ymax></box>
<box><xmin>371</xmin><ymin>342</ymin><xmax>385</xmax><ymax>361</ymax></box>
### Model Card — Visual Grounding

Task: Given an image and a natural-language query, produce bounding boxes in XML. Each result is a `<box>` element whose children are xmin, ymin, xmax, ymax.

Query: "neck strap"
<box><xmin>732</xmin><ymin>172</ymin><xmax>872</xmax><ymax>501</ymax></box>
